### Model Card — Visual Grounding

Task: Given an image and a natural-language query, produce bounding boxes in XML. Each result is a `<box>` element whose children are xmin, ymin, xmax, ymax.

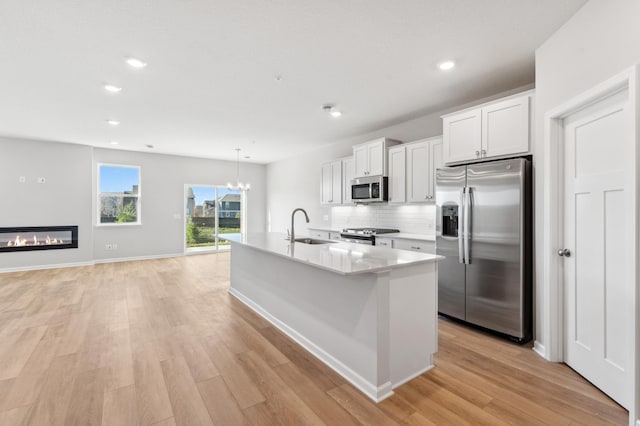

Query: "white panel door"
<box><xmin>320</xmin><ymin>162</ymin><xmax>334</xmax><ymax>205</ymax></box>
<box><xmin>428</xmin><ymin>137</ymin><xmax>443</xmax><ymax>200</ymax></box>
<box><xmin>563</xmin><ymin>91</ymin><xmax>632</xmax><ymax>409</ymax></box>
<box><xmin>442</xmin><ymin>110</ymin><xmax>481</xmax><ymax>164</ymax></box>
<box><xmin>342</xmin><ymin>157</ymin><xmax>355</xmax><ymax>204</ymax></box>
<box><xmin>482</xmin><ymin>95</ymin><xmax>530</xmax><ymax>158</ymax></box>
<box><xmin>368</xmin><ymin>140</ymin><xmax>385</xmax><ymax>176</ymax></box>
<box><xmin>406</xmin><ymin>142</ymin><xmax>429</xmax><ymax>202</ymax></box>
<box><xmin>353</xmin><ymin>144</ymin><xmax>369</xmax><ymax>177</ymax></box>
<box><xmin>388</xmin><ymin>146</ymin><xmax>406</xmax><ymax>204</ymax></box>
<box><xmin>331</xmin><ymin>160</ymin><xmax>342</xmax><ymax>205</ymax></box>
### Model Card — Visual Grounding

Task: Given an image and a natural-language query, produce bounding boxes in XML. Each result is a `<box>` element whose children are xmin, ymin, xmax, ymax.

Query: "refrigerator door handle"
<box><xmin>464</xmin><ymin>187</ymin><xmax>472</xmax><ymax>264</ymax></box>
<box><xmin>458</xmin><ymin>188</ymin><xmax>465</xmax><ymax>263</ymax></box>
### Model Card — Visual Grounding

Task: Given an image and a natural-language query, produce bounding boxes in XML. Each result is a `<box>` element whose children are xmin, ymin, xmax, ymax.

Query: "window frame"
<box><xmin>96</xmin><ymin>163</ymin><xmax>142</xmax><ymax>226</ymax></box>
<box><xmin>183</xmin><ymin>184</ymin><xmax>245</xmax><ymax>253</ymax></box>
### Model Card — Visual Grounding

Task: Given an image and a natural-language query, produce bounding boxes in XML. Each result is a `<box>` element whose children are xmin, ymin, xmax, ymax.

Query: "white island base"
<box><xmin>227</xmin><ymin>236</ymin><xmax>439</xmax><ymax>402</ymax></box>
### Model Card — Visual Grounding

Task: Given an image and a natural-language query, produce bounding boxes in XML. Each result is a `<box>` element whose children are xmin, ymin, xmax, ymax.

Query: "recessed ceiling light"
<box><xmin>104</xmin><ymin>84</ymin><xmax>122</xmax><ymax>93</ymax></box>
<box><xmin>106</xmin><ymin>119</ymin><xmax>120</xmax><ymax>126</ymax></box>
<box><xmin>126</xmin><ymin>57</ymin><xmax>147</xmax><ymax>68</ymax></box>
<box><xmin>323</xmin><ymin>104</ymin><xmax>343</xmax><ymax>118</ymax></box>
<box><xmin>438</xmin><ymin>60</ymin><xmax>455</xmax><ymax>71</ymax></box>
<box><xmin>109</xmin><ymin>141</ymin><xmax>119</xmax><ymax>145</ymax></box>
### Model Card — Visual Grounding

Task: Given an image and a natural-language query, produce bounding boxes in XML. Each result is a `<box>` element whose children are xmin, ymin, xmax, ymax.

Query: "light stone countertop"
<box><xmin>222</xmin><ymin>232</ymin><xmax>443</xmax><ymax>276</ymax></box>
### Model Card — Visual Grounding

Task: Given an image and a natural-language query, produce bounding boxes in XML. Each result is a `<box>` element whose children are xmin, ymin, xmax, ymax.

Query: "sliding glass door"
<box><xmin>185</xmin><ymin>185</ymin><xmax>243</xmax><ymax>252</ymax></box>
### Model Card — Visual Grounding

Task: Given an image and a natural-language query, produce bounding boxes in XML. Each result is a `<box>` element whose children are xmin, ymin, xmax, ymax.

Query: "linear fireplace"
<box><xmin>0</xmin><ymin>226</ymin><xmax>78</xmax><ymax>253</ymax></box>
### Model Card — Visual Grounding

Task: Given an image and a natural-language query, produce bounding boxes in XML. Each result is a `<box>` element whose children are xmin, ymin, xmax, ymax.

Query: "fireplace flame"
<box><xmin>5</xmin><ymin>234</ymin><xmax>64</xmax><ymax>248</ymax></box>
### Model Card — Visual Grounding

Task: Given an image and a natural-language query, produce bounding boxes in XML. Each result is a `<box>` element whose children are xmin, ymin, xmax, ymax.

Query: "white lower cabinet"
<box><xmin>308</xmin><ymin>230</ymin><xmax>342</xmax><ymax>241</ymax></box>
<box><xmin>375</xmin><ymin>237</ymin><xmax>393</xmax><ymax>248</ymax></box>
<box><xmin>393</xmin><ymin>238</ymin><xmax>435</xmax><ymax>254</ymax></box>
<box><xmin>375</xmin><ymin>237</ymin><xmax>435</xmax><ymax>254</ymax></box>
<box><xmin>309</xmin><ymin>230</ymin><xmax>330</xmax><ymax>239</ymax></box>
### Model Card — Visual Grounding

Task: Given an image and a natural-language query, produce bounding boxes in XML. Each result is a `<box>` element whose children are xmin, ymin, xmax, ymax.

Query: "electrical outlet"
<box><xmin>105</xmin><ymin>244</ymin><xmax>112</xmax><ymax>250</ymax></box>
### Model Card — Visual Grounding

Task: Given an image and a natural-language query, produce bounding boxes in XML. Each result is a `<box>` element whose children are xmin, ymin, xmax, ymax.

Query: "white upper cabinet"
<box><xmin>320</xmin><ymin>160</ymin><xmax>342</xmax><ymax>205</ymax></box>
<box><xmin>353</xmin><ymin>138</ymin><xmax>401</xmax><ymax>177</ymax></box>
<box><xmin>406</xmin><ymin>141</ymin><xmax>429</xmax><ymax>202</ymax></box>
<box><xmin>388</xmin><ymin>145</ymin><xmax>406</xmax><ymax>204</ymax></box>
<box><xmin>342</xmin><ymin>156</ymin><xmax>355</xmax><ymax>205</ymax></box>
<box><xmin>429</xmin><ymin>137</ymin><xmax>443</xmax><ymax>200</ymax></box>
<box><xmin>387</xmin><ymin>136</ymin><xmax>442</xmax><ymax>204</ymax></box>
<box><xmin>442</xmin><ymin>91</ymin><xmax>533</xmax><ymax>164</ymax></box>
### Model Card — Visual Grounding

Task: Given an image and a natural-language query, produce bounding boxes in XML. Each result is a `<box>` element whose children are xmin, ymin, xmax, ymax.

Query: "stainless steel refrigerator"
<box><xmin>436</xmin><ymin>158</ymin><xmax>532</xmax><ymax>342</ymax></box>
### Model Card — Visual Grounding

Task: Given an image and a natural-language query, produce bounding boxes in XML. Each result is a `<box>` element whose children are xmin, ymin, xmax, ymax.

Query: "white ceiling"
<box><xmin>0</xmin><ymin>0</ymin><xmax>586</xmax><ymax>164</ymax></box>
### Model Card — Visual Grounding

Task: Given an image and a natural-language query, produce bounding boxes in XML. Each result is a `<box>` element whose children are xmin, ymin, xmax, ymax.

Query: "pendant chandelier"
<box><xmin>227</xmin><ymin>148</ymin><xmax>250</xmax><ymax>190</ymax></box>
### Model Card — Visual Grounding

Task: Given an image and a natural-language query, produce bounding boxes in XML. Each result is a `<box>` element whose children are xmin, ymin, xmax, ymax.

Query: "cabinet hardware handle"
<box><xmin>558</xmin><ymin>248</ymin><xmax>571</xmax><ymax>257</ymax></box>
<box><xmin>475</xmin><ymin>150</ymin><xmax>480</xmax><ymax>157</ymax></box>
<box><xmin>481</xmin><ymin>149</ymin><xmax>486</xmax><ymax>157</ymax></box>
<box><xmin>411</xmin><ymin>246</ymin><xmax>421</xmax><ymax>250</ymax></box>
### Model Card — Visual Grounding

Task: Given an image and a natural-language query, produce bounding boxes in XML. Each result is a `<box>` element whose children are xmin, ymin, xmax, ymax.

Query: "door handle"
<box><xmin>464</xmin><ymin>187</ymin><xmax>471</xmax><ymax>264</ymax></box>
<box><xmin>558</xmin><ymin>248</ymin><xmax>571</xmax><ymax>257</ymax></box>
<box><xmin>458</xmin><ymin>188</ymin><xmax>464</xmax><ymax>264</ymax></box>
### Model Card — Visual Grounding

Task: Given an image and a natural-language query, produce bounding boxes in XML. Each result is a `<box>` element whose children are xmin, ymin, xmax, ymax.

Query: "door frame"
<box><xmin>542</xmin><ymin>65</ymin><xmax>639</xmax><ymax>423</ymax></box>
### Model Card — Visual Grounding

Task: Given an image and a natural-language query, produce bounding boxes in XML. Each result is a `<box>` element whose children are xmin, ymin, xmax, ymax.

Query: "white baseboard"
<box><xmin>229</xmin><ymin>286</ymin><xmax>394</xmax><ymax>403</ymax></box>
<box><xmin>0</xmin><ymin>260</ymin><xmax>94</xmax><ymax>274</ymax></box>
<box><xmin>93</xmin><ymin>252</ymin><xmax>183</xmax><ymax>264</ymax></box>
<box><xmin>392</xmin><ymin>364</ymin><xmax>434</xmax><ymax>390</ymax></box>
<box><xmin>533</xmin><ymin>340</ymin><xmax>546</xmax><ymax>359</ymax></box>
<box><xmin>1</xmin><ymin>252</ymin><xmax>191</xmax><ymax>273</ymax></box>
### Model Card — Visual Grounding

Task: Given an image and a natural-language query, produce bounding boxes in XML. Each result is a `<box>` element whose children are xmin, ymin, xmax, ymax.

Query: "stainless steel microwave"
<box><xmin>351</xmin><ymin>175</ymin><xmax>388</xmax><ymax>203</ymax></box>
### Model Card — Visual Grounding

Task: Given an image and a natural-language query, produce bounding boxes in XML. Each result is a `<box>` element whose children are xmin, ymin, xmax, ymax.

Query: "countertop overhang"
<box><xmin>221</xmin><ymin>233</ymin><xmax>443</xmax><ymax>276</ymax></box>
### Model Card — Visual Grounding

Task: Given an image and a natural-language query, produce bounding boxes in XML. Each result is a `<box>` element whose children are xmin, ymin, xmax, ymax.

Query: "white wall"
<box><xmin>0</xmin><ymin>137</ymin><xmax>94</xmax><ymax>269</ymax></box>
<box><xmin>93</xmin><ymin>148</ymin><xmax>266</xmax><ymax>261</ymax></box>
<box><xmin>534</xmin><ymin>1</ymin><xmax>640</xmax><ymax>422</ymax></box>
<box><xmin>534</xmin><ymin>0</ymin><xmax>640</xmax><ymax>352</ymax></box>
<box><xmin>266</xmin><ymin>112</ymin><xmax>445</xmax><ymax>234</ymax></box>
<box><xmin>1</xmin><ymin>137</ymin><xmax>266</xmax><ymax>270</ymax></box>
<box><xmin>265</xmin><ymin>85</ymin><xmax>533</xmax><ymax>236</ymax></box>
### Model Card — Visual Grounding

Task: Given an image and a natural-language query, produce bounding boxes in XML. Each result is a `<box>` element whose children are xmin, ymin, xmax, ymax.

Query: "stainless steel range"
<box><xmin>340</xmin><ymin>227</ymin><xmax>399</xmax><ymax>245</ymax></box>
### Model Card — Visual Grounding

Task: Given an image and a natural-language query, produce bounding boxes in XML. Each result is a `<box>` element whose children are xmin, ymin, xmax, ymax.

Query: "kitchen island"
<box><xmin>223</xmin><ymin>233</ymin><xmax>443</xmax><ymax>402</ymax></box>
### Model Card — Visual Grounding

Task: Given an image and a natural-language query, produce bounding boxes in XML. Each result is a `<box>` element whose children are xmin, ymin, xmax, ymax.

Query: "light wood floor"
<box><xmin>0</xmin><ymin>253</ymin><xmax>627</xmax><ymax>425</ymax></box>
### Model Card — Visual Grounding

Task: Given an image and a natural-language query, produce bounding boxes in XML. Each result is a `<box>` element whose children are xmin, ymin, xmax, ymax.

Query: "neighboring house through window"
<box><xmin>98</xmin><ymin>164</ymin><xmax>141</xmax><ymax>224</ymax></box>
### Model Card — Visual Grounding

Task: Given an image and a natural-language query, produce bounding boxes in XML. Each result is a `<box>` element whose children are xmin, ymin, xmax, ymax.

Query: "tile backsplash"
<box><xmin>330</xmin><ymin>204</ymin><xmax>436</xmax><ymax>235</ymax></box>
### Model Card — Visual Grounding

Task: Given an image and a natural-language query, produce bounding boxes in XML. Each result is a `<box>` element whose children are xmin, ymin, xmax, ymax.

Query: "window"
<box><xmin>98</xmin><ymin>164</ymin><xmax>141</xmax><ymax>225</ymax></box>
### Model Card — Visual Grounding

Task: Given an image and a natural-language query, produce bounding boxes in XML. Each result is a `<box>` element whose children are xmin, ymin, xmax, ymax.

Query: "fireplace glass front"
<box><xmin>0</xmin><ymin>226</ymin><xmax>78</xmax><ymax>253</ymax></box>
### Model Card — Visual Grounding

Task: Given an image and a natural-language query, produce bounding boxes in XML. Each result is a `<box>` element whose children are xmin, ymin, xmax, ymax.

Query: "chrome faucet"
<box><xmin>290</xmin><ymin>208</ymin><xmax>310</xmax><ymax>243</ymax></box>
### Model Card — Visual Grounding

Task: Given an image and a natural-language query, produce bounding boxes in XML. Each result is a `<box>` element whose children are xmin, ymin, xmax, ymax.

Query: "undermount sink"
<box><xmin>294</xmin><ymin>237</ymin><xmax>337</xmax><ymax>245</ymax></box>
